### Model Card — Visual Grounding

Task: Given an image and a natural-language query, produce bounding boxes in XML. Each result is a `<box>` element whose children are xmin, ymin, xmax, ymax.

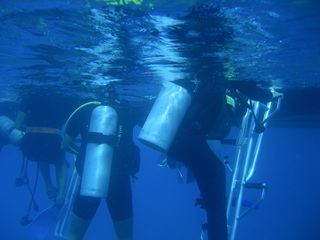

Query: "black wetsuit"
<box><xmin>167</xmin><ymin>80</ymin><xmax>274</xmax><ymax>240</ymax></box>
<box><xmin>19</xmin><ymin>94</ymin><xmax>72</xmax><ymax>164</ymax></box>
<box><xmin>167</xmin><ymin>84</ymin><xmax>229</xmax><ymax>240</ymax></box>
<box><xmin>66</xmin><ymin>100</ymin><xmax>145</xmax><ymax>221</ymax></box>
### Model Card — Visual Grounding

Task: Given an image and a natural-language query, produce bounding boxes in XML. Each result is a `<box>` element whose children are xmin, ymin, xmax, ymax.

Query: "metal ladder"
<box><xmin>226</xmin><ymin>95</ymin><xmax>282</xmax><ymax>240</ymax></box>
<box><xmin>54</xmin><ymin>161</ymin><xmax>80</xmax><ymax>239</ymax></box>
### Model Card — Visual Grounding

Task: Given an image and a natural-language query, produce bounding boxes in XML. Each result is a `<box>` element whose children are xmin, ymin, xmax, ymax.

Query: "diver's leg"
<box><xmin>68</xmin><ymin>213</ymin><xmax>91</xmax><ymax>240</ymax></box>
<box><xmin>54</xmin><ymin>157</ymin><xmax>68</xmax><ymax>206</ymax></box>
<box><xmin>183</xmin><ymin>137</ymin><xmax>228</xmax><ymax>240</ymax></box>
<box><xmin>68</xmin><ymin>193</ymin><xmax>101</xmax><ymax>240</ymax></box>
<box><xmin>107</xmin><ymin>173</ymin><xmax>133</xmax><ymax>240</ymax></box>
<box><xmin>113</xmin><ymin>217</ymin><xmax>133</xmax><ymax>240</ymax></box>
<box><xmin>38</xmin><ymin>161</ymin><xmax>57</xmax><ymax>199</ymax></box>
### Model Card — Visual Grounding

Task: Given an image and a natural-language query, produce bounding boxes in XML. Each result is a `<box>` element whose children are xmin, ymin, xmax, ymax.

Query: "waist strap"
<box><xmin>26</xmin><ymin>127</ymin><xmax>61</xmax><ymax>135</ymax></box>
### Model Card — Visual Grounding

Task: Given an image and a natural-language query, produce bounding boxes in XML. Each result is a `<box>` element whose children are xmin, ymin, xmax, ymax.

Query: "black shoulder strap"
<box><xmin>87</xmin><ymin>132</ymin><xmax>117</xmax><ymax>146</ymax></box>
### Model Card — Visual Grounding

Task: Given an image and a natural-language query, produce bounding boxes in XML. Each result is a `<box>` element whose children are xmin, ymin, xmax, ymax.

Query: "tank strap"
<box><xmin>26</xmin><ymin>127</ymin><xmax>61</xmax><ymax>134</ymax></box>
<box><xmin>87</xmin><ymin>132</ymin><xmax>117</xmax><ymax>146</ymax></box>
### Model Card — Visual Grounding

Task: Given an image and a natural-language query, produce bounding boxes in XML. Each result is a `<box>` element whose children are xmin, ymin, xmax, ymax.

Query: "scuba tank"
<box><xmin>0</xmin><ymin>116</ymin><xmax>23</xmax><ymax>146</ymax></box>
<box><xmin>138</xmin><ymin>82</ymin><xmax>192</xmax><ymax>152</ymax></box>
<box><xmin>80</xmin><ymin>105</ymin><xmax>118</xmax><ymax>198</ymax></box>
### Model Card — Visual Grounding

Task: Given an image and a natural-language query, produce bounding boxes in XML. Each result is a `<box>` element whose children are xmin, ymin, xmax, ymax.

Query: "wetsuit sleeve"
<box><xmin>231</xmin><ymin>81</ymin><xmax>273</xmax><ymax>103</ymax></box>
<box><xmin>65</xmin><ymin>119</ymin><xmax>79</xmax><ymax>138</ymax></box>
<box><xmin>65</xmin><ymin>107</ymin><xmax>85</xmax><ymax>138</ymax></box>
<box><xmin>65</xmin><ymin>103</ymin><xmax>95</xmax><ymax>139</ymax></box>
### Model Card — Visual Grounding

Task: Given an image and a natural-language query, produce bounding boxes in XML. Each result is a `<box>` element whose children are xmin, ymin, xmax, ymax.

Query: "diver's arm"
<box><xmin>61</xmin><ymin>133</ymin><xmax>79</xmax><ymax>155</ymax></box>
<box><xmin>230</xmin><ymin>81</ymin><xmax>276</xmax><ymax>103</ymax></box>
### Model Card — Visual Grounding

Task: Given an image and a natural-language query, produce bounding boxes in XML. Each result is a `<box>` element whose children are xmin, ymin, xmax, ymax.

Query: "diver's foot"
<box><xmin>46</xmin><ymin>188</ymin><xmax>58</xmax><ymax>200</ymax></box>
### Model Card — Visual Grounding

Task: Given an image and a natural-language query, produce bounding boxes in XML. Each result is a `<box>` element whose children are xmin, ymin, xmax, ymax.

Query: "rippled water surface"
<box><xmin>1</xmin><ymin>0</ymin><xmax>319</xmax><ymax>102</ymax></box>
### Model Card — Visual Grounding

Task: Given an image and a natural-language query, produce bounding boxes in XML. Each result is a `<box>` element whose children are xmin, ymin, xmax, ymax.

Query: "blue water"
<box><xmin>0</xmin><ymin>0</ymin><xmax>320</xmax><ymax>240</ymax></box>
<box><xmin>1</xmin><ymin>0</ymin><xmax>319</xmax><ymax>102</ymax></box>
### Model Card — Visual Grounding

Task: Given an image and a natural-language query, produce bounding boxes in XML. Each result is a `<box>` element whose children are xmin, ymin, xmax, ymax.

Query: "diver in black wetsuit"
<box><xmin>136</xmin><ymin>3</ymin><xmax>232</xmax><ymax>239</ymax></box>
<box><xmin>62</xmin><ymin>97</ymin><xmax>148</xmax><ymax>240</ymax></box>
<box><xmin>137</xmin><ymin>2</ymin><xmax>281</xmax><ymax>238</ymax></box>
<box><xmin>15</xmin><ymin>93</ymin><xmax>75</xmax><ymax>206</ymax></box>
<box><xmin>166</xmin><ymin>79</ymin><xmax>279</xmax><ymax>240</ymax></box>
<box><xmin>165</xmin><ymin>81</ymin><xmax>230</xmax><ymax>240</ymax></box>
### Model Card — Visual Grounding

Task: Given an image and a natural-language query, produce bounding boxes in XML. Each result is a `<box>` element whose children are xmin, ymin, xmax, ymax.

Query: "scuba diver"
<box><xmin>139</xmin><ymin>80</ymin><xmax>281</xmax><ymax>240</ymax></box>
<box><xmin>15</xmin><ymin>92</ymin><xmax>75</xmax><ymax>206</ymax></box>
<box><xmin>139</xmin><ymin>78</ymin><xmax>282</xmax><ymax>240</ymax></box>
<box><xmin>61</xmin><ymin>94</ymin><xmax>149</xmax><ymax>240</ymax></box>
<box><xmin>136</xmin><ymin>3</ymin><xmax>232</xmax><ymax>239</ymax></box>
<box><xmin>139</xmin><ymin>80</ymin><xmax>230</xmax><ymax>240</ymax></box>
<box><xmin>137</xmin><ymin>2</ymin><xmax>283</xmax><ymax>239</ymax></box>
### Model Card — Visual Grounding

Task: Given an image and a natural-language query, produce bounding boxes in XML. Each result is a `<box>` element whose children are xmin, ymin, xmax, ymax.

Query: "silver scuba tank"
<box><xmin>138</xmin><ymin>82</ymin><xmax>192</xmax><ymax>152</ymax></box>
<box><xmin>80</xmin><ymin>105</ymin><xmax>118</xmax><ymax>198</ymax></box>
<box><xmin>0</xmin><ymin>116</ymin><xmax>23</xmax><ymax>146</ymax></box>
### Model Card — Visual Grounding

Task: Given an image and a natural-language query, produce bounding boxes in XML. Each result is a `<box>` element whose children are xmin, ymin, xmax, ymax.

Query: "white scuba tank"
<box><xmin>138</xmin><ymin>82</ymin><xmax>192</xmax><ymax>152</ymax></box>
<box><xmin>80</xmin><ymin>105</ymin><xmax>118</xmax><ymax>198</ymax></box>
<box><xmin>0</xmin><ymin>116</ymin><xmax>23</xmax><ymax>146</ymax></box>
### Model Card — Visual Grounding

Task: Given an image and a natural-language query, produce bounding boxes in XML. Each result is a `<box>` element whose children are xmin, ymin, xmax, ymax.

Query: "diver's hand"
<box><xmin>271</xmin><ymin>91</ymin><xmax>283</xmax><ymax>99</ymax></box>
<box><xmin>61</xmin><ymin>135</ymin><xmax>79</xmax><ymax>155</ymax></box>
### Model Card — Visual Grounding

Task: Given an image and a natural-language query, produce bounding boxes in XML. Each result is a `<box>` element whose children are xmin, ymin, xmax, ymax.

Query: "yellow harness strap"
<box><xmin>26</xmin><ymin>127</ymin><xmax>61</xmax><ymax>135</ymax></box>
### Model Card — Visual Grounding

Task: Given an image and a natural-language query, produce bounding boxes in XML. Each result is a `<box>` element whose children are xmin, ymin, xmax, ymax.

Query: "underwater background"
<box><xmin>1</xmin><ymin>127</ymin><xmax>320</xmax><ymax>240</ymax></box>
<box><xmin>0</xmin><ymin>0</ymin><xmax>320</xmax><ymax>239</ymax></box>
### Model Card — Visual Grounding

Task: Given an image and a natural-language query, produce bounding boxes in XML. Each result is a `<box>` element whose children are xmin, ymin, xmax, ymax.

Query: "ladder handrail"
<box><xmin>54</xmin><ymin>155</ymin><xmax>80</xmax><ymax>239</ymax></box>
<box><xmin>227</xmin><ymin>94</ymin><xmax>282</xmax><ymax>240</ymax></box>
